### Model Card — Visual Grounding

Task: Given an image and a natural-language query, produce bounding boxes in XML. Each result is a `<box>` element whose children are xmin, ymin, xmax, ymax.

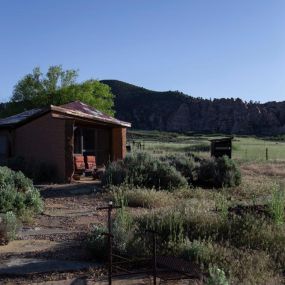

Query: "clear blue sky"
<box><xmin>0</xmin><ymin>0</ymin><xmax>284</xmax><ymax>103</ymax></box>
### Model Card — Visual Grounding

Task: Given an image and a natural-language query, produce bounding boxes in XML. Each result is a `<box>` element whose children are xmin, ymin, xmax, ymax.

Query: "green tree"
<box><xmin>8</xmin><ymin>65</ymin><xmax>114</xmax><ymax>116</ymax></box>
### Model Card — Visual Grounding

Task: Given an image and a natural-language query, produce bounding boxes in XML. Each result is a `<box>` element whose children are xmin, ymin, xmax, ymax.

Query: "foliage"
<box><xmin>87</xmin><ymin>225</ymin><xmax>108</xmax><ymax>260</ymax></box>
<box><xmin>135</xmin><ymin>208</ymin><xmax>185</xmax><ymax>254</ymax></box>
<box><xmin>215</xmin><ymin>192</ymin><xmax>229</xmax><ymax>220</ymax></box>
<box><xmin>197</xmin><ymin>156</ymin><xmax>241</xmax><ymax>187</ymax></box>
<box><xmin>1</xmin><ymin>211</ymin><xmax>19</xmax><ymax>241</ymax></box>
<box><xmin>112</xmin><ymin>205</ymin><xmax>134</xmax><ymax>254</ymax></box>
<box><xmin>160</xmin><ymin>154</ymin><xmax>198</xmax><ymax>183</ymax></box>
<box><xmin>102</xmin><ymin>152</ymin><xmax>188</xmax><ymax>190</ymax></box>
<box><xmin>110</xmin><ymin>185</ymin><xmax>173</xmax><ymax>208</ymax></box>
<box><xmin>207</xmin><ymin>266</ymin><xmax>229</xmax><ymax>285</ymax></box>
<box><xmin>87</xmin><ymin>205</ymin><xmax>135</xmax><ymax>258</ymax></box>
<box><xmin>2</xmin><ymin>66</ymin><xmax>114</xmax><ymax>117</ymax></box>
<box><xmin>268</xmin><ymin>182</ymin><xmax>285</xmax><ymax>225</ymax></box>
<box><xmin>0</xmin><ymin>167</ymin><xmax>43</xmax><ymax>219</ymax></box>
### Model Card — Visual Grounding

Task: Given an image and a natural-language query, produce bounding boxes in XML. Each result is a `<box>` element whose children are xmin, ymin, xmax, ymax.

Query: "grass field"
<box><xmin>127</xmin><ymin>130</ymin><xmax>285</xmax><ymax>161</ymax></box>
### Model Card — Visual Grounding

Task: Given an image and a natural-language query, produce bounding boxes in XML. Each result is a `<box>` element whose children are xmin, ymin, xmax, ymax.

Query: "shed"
<box><xmin>210</xmin><ymin>137</ymin><xmax>233</xmax><ymax>158</ymax></box>
<box><xmin>0</xmin><ymin>101</ymin><xmax>131</xmax><ymax>182</ymax></box>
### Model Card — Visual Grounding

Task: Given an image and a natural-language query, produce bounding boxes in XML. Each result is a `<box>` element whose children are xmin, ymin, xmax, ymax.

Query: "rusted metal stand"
<box><xmin>97</xmin><ymin>201</ymin><xmax>121</xmax><ymax>285</ymax></box>
<box><xmin>146</xmin><ymin>229</ymin><xmax>158</xmax><ymax>285</ymax></box>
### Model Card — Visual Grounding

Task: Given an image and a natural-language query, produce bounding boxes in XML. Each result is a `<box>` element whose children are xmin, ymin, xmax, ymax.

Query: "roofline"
<box><xmin>0</xmin><ymin>103</ymin><xmax>132</xmax><ymax>129</ymax></box>
<box><xmin>0</xmin><ymin>107</ymin><xmax>50</xmax><ymax>129</ymax></box>
<box><xmin>50</xmin><ymin>105</ymin><xmax>131</xmax><ymax>128</ymax></box>
<box><xmin>209</xmin><ymin>136</ymin><xmax>233</xmax><ymax>142</ymax></box>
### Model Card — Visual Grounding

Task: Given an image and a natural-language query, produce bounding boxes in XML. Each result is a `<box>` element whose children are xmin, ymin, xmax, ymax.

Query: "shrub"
<box><xmin>180</xmin><ymin>239</ymin><xmax>275</xmax><ymax>284</ymax></box>
<box><xmin>160</xmin><ymin>154</ymin><xmax>198</xmax><ymax>183</ymax></box>
<box><xmin>112</xmin><ymin>206</ymin><xmax>134</xmax><ymax>254</ymax></box>
<box><xmin>135</xmin><ymin>208</ymin><xmax>185</xmax><ymax>254</ymax></box>
<box><xmin>207</xmin><ymin>266</ymin><xmax>229</xmax><ymax>285</ymax></box>
<box><xmin>0</xmin><ymin>167</ymin><xmax>43</xmax><ymax>219</ymax></box>
<box><xmin>197</xmin><ymin>156</ymin><xmax>241</xmax><ymax>188</ymax></box>
<box><xmin>0</xmin><ymin>211</ymin><xmax>19</xmax><ymax>244</ymax></box>
<box><xmin>111</xmin><ymin>185</ymin><xmax>173</xmax><ymax>208</ymax></box>
<box><xmin>102</xmin><ymin>152</ymin><xmax>187</xmax><ymax>190</ymax></box>
<box><xmin>268</xmin><ymin>182</ymin><xmax>284</xmax><ymax>225</ymax></box>
<box><xmin>87</xmin><ymin>225</ymin><xmax>108</xmax><ymax>259</ymax></box>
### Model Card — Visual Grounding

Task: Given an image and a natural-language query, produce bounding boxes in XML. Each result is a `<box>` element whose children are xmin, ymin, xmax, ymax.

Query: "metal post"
<box><xmin>152</xmin><ymin>231</ymin><xmax>157</xmax><ymax>285</ymax></box>
<box><xmin>97</xmin><ymin>202</ymin><xmax>121</xmax><ymax>285</ymax></box>
<box><xmin>108</xmin><ymin>201</ymin><xmax>113</xmax><ymax>285</ymax></box>
<box><xmin>266</xmin><ymin>148</ymin><xmax>268</xmax><ymax>161</ymax></box>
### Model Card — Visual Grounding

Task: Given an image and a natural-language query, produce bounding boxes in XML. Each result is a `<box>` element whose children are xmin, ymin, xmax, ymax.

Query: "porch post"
<box><xmin>65</xmin><ymin>119</ymin><xmax>75</xmax><ymax>183</ymax></box>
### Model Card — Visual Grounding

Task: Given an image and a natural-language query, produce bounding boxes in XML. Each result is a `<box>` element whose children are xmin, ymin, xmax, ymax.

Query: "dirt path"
<box><xmin>0</xmin><ymin>182</ymin><xmax>108</xmax><ymax>283</ymax></box>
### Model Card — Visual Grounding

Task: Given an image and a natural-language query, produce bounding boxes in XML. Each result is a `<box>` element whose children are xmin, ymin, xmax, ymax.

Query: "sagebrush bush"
<box><xmin>160</xmin><ymin>154</ymin><xmax>198</xmax><ymax>183</ymax></box>
<box><xmin>268</xmin><ymin>182</ymin><xmax>284</xmax><ymax>225</ymax></box>
<box><xmin>180</xmin><ymin>239</ymin><xmax>275</xmax><ymax>284</ymax></box>
<box><xmin>0</xmin><ymin>167</ymin><xmax>43</xmax><ymax>219</ymax></box>
<box><xmin>102</xmin><ymin>152</ymin><xmax>187</xmax><ymax>189</ymax></box>
<box><xmin>135</xmin><ymin>208</ymin><xmax>185</xmax><ymax>254</ymax></box>
<box><xmin>87</xmin><ymin>225</ymin><xmax>108</xmax><ymax>259</ymax></box>
<box><xmin>87</xmin><ymin>206</ymin><xmax>135</xmax><ymax>258</ymax></box>
<box><xmin>0</xmin><ymin>211</ymin><xmax>18</xmax><ymax>244</ymax></box>
<box><xmin>111</xmin><ymin>185</ymin><xmax>173</xmax><ymax>208</ymax></box>
<box><xmin>197</xmin><ymin>156</ymin><xmax>241</xmax><ymax>188</ymax></box>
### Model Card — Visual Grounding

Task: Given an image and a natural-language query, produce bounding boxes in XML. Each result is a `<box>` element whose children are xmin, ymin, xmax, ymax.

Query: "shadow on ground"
<box><xmin>39</xmin><ymin>182</ymin><xmax>102</xmax><ymax>198</ymax></box>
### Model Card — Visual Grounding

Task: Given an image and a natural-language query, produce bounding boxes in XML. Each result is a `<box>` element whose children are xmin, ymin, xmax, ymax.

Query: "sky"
<box><xmin>0</xmin><ymin>0</ymin><xmax>284</xmax><ymax>103</ymax></box>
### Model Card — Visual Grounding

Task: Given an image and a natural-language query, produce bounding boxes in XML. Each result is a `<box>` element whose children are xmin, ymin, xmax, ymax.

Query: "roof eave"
<box><xmin>50</xmin><ymin>105</ymin><xmax>131</xmax><ymax>128</ymax></box>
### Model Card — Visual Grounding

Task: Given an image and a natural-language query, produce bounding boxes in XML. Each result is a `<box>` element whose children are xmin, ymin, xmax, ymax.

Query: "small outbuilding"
<box><xmin>0</xmin><ymin>101</ymin><xmax>131</xmax><ymax>182</ymax></box>
<box><xmin>210</xmin><ymin>137</ymin><xmax>233</xmax><ymax>159</ymax></box>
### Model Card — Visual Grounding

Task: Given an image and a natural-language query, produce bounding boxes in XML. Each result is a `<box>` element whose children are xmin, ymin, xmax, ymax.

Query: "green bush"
<box><xmin>135</xmin><ymin>208</ymin><xmax>185</xmax><ymax>254</ymax></box>
<box><xmin>0</xmin><ymin>167</ymin><xmax>43</xmax><ymax>219</ymax></box>
<box><xmin>102</xmin><ymin>152</ymin><xmax>187</xmax><ymax>190</ymax></box>
<box><xmin>197</xmin><ymin>156</ymin><xmax>241</xmax><ymax>188</ymax></box>
<box><xmin>111</xmin><ymin>186</ymin><xmax>173</xmax><ymax>208</ymax></box>
<box><xmin>268</xmin><ymin>182</ymin><xmax>284</xmax><ymax>225</ymax></box>
<box><xmin>112</xmin><ymin>206</ymin><xmax>134</xmax><ymax>254</ymax></box>
<box><xmin>160</xmin><ymin>154</ymin><xmax>198</xmax><ymax>183</ymax></box>
<box><xmin>87</xmin><ymin>225</ymin><xmax>108</xmax><ymax>259</ymax></box>
<box><xmin>87</xmin><ymin>207</ymin><xmax>135</xmax><ymax>258</ymax></box>
<box><xmin>207</xmin><ymin>266</ymin><xmax>229</xmax><ymax>285</ymax></box>
<box><xmin>0</xmin><ymin>211</ymin><xmax>19</xmax><ymax>244</ymax></box>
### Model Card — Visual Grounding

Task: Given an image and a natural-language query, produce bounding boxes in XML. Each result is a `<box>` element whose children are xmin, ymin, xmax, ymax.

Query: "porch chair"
<box><xmin>74</xmin><ymin>155</ymin><xmax>85</xmax><ymax>176</ymax></box>
<box><xmin>84</xmin><ymin>155</ymin><xmax>97</xmax><ymax>177</ymax></box>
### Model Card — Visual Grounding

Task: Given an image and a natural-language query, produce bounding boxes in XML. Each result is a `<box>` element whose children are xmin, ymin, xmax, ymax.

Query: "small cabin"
<box><xmin>210</xmin><ymin>137</ymin><xmax>233</xmax><ymax>159</ymax></box>
<box><xmin>0</xmin><ymin>101</ymin><xmax>131</xmax><ymax>182</ymax></box>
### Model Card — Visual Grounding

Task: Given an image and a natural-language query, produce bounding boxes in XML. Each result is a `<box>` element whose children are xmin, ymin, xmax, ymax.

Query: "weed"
<box><xmin>268</xmin><ymin>182</ymin><xmax>284</xmax><ymax>225</ymax></box>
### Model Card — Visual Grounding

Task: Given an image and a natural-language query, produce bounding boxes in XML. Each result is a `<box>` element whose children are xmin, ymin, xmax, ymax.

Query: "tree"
<box><xmin>8</xmin><ymin>65</ymin><xmax>114</xmax><ymax>116</ymax></box>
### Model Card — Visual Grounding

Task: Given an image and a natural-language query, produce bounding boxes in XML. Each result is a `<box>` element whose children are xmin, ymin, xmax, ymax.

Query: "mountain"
<box><xmin>101</xmin><ymin>80</ymin><xmax>285</xmax><ymax>135</ymax></box>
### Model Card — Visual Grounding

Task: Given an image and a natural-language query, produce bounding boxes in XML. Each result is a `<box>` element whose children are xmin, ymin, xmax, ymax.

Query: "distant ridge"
<box><xmin>101</xmin><ymin>80</ymin><xmax>285</xmax><ymax>135</ymax></box>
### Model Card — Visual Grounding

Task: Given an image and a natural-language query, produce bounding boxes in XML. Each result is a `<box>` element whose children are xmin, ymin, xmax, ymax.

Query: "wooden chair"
<box><xmin>84</xmin><ymin>155</ymin><xmax>96</xmax><ymax>170</ymax></box>
<box><xmin>74</xmin><ymin>155</ymin><xmax>85</xmax><ymax>175</ymax></box>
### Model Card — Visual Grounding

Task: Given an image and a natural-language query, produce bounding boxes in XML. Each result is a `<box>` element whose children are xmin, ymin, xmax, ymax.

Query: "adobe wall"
<box><xmin>14</xmin><ymin>113</ymin><xmax>66</xmax><ymax>181</ymax></box>
<box><xmin>112</xmin><ymin>127</ymin><xmax>126</xmax><ymax>160</ymax></box>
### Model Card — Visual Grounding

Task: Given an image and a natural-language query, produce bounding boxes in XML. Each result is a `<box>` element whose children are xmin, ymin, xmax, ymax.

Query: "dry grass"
<box><xmin>241</xmin><ymin>161</ymin><xmax>285</xmax><ymax>178</ymax></box>
<box><xmin>110</xmin><ymin>185</ymin><xmax>174</xmax><ymax>209</ymax></box>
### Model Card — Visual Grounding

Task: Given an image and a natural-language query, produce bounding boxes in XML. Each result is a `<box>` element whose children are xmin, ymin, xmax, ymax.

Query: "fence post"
<box><xmin>266</xmin><ymin>148</ymin><xmax>268</xmax><ymax>161</ymax></box>
<box><xmin>97</xmin><ymin>201</ymin><xmax>121</xmax><ymax>285</ymax></box>
<box><xmin>152</xmin><ymin>231</ymin><xmax>157</xmax><ymax>285</ymax></box>
<box><xmin>108</xmin><ymin>201</ymin><xmax>113</xmax><ymax>285</ymax></box>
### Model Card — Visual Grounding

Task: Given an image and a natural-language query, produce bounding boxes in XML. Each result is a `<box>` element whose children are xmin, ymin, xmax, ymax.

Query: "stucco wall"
<box><xmin>112</xmin><ymin>127</ymin><xmax>126</xmax><ymax>160</ymax></box>
<box><xmin>14</xmin><ymin>113</ymin><xmax>66</xmax><ymax>181</ymax></box>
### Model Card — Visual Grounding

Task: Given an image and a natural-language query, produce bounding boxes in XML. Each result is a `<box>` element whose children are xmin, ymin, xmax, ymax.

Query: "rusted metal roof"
<box><xmin>54</xmin><ymin>101</ymin><xmax>131</xmax><ymax>127</ymax></box>
<box><xmin>0</xmin><ymin>101</ymin><xmax>131</xmax><ymax>128</ymax></box>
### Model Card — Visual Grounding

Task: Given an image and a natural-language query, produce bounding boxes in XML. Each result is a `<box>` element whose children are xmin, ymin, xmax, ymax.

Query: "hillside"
<box><xmin>101</xmin><ymin>80</ymin><xmax>285</xmax><ymax>135</ymax></box>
